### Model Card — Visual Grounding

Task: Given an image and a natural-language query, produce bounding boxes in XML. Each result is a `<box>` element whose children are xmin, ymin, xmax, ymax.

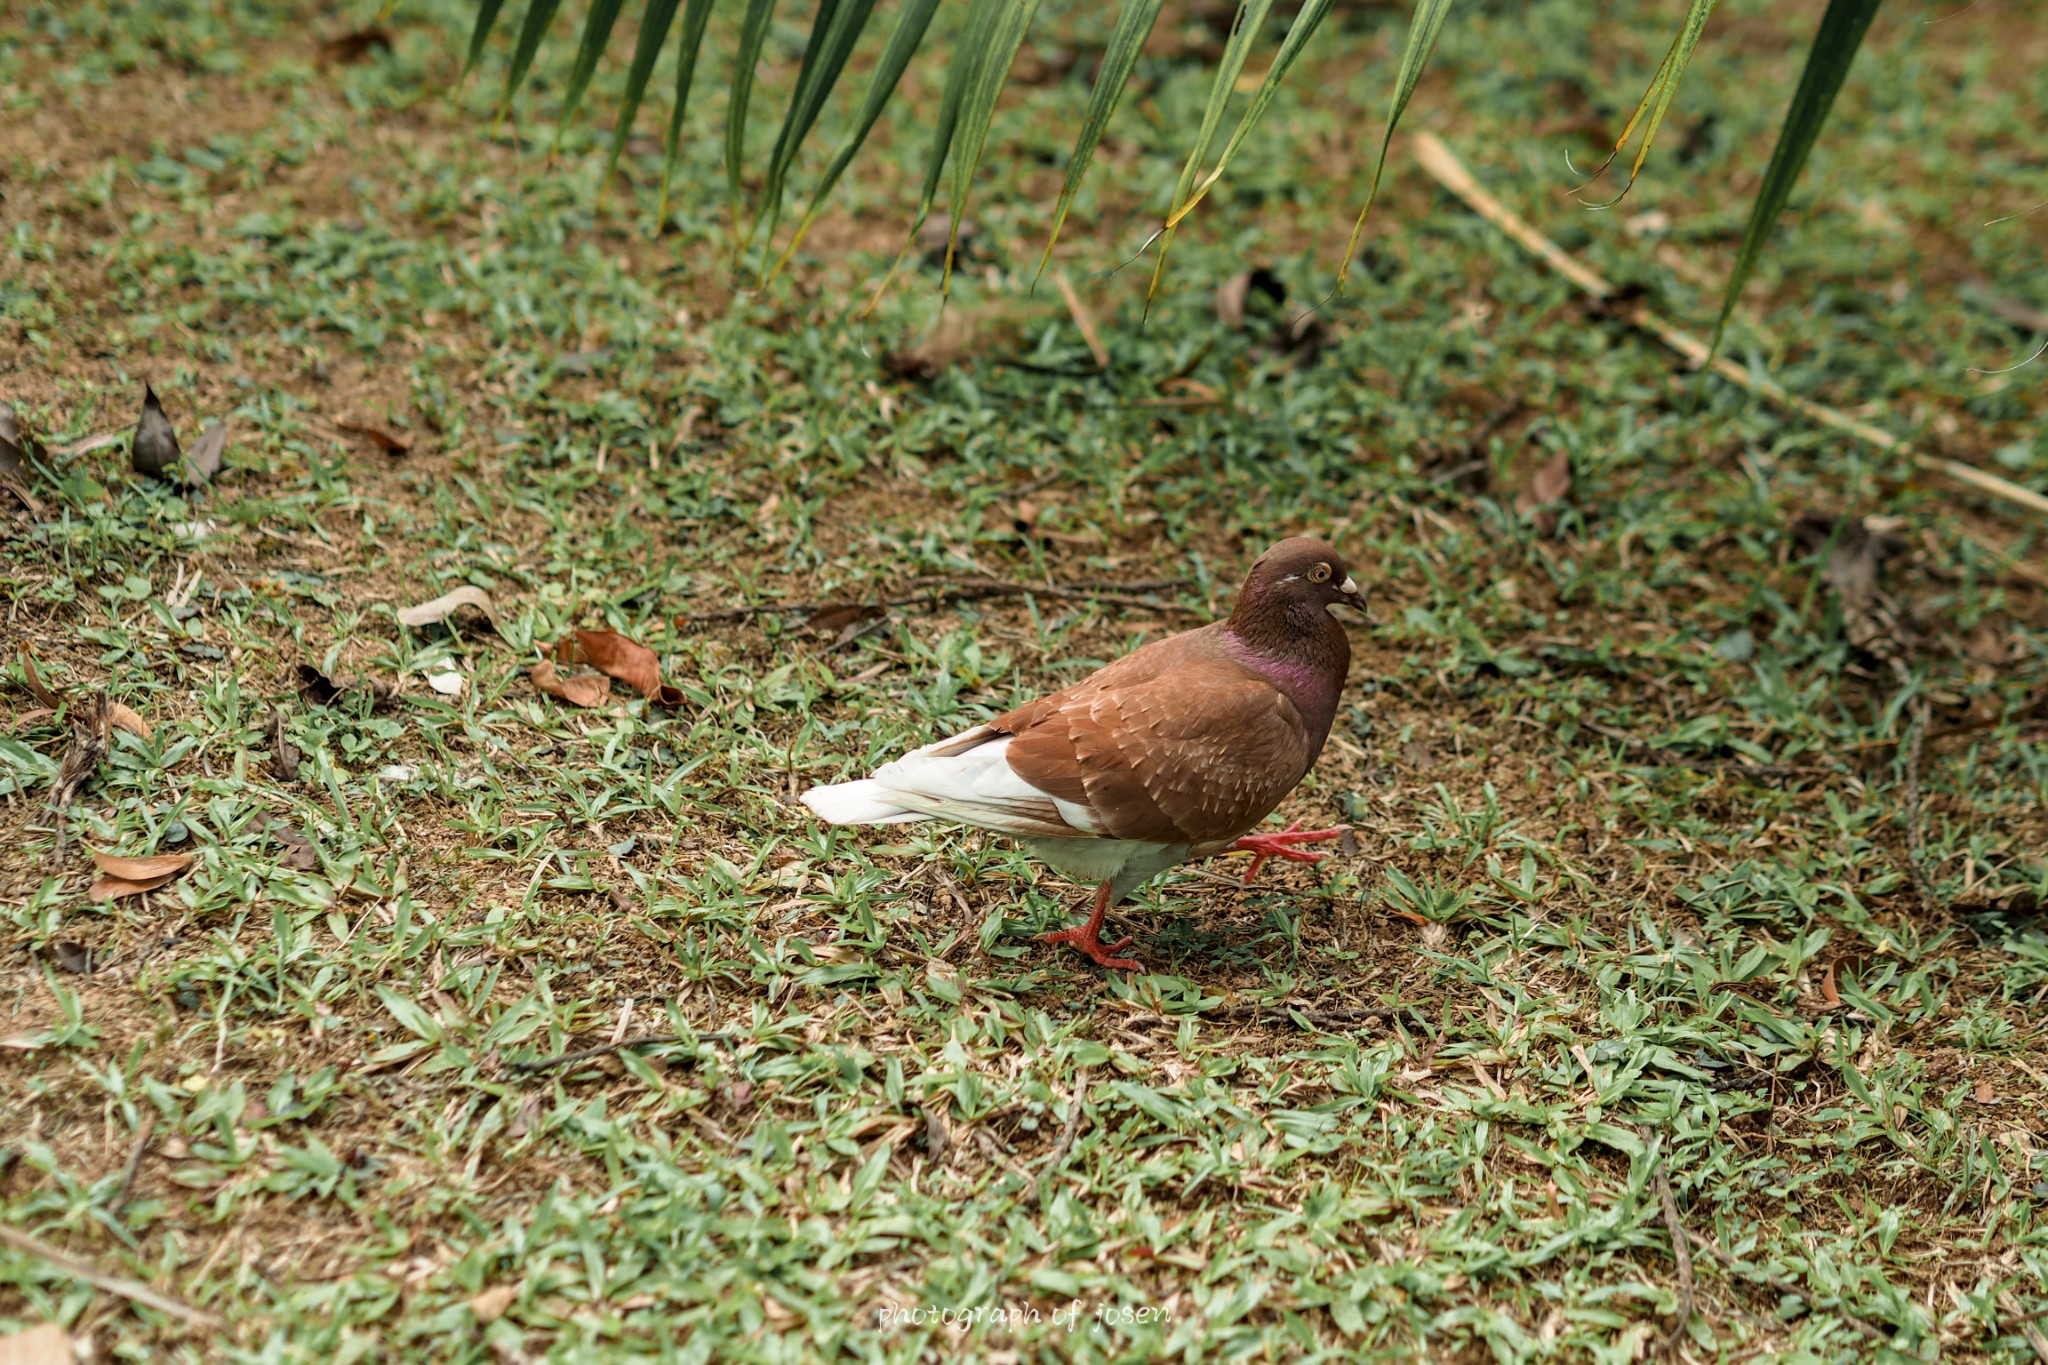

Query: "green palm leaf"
<box><xmin>598</xmin><ymin>0</ymin><xmax>682</xmax><ymax>196</ymax></box>
<box><xmin>1580</xmin><ymin>0</ymin><xmax>1719</xmax><ymax>206</ymax></box>
<box><xmin>769</xmin><ymin>0</ymin><xmax>941</xmax><ymax>281</ymax></box>
<box><xmin>939</xmin><ymin>0</ymin><xmax>1044</xmax><ymax>290</ymax></box>
<box><xmin>1710</xmin><ymin>0</ymin><xmax>1882</xmax><ymax>358</ymax></box>
<box><xmin>551</xmin><ymin>0</ymin><xmax>628</xmax><ymax>156</ymax></box>
<box><xmin>1146</xmin><ymin>0</ymin><xmax>1277</xmax><ymax>308</ymax></box>
<box><xmin>726</xmin><ymin>0</ymin><xmax>781</xmax><ymax>256</ymax></box>
<box><xmin>657</xmin><ymin>0</ymin><xmax>720</xmax><ymax>227</ymax></box>
<box><xmin>1335</xmin><ymin>0</ymin><xmax>1454</xmax><ymax>289</ymax></box>
<box><xmin>463</xmin><ymin>0</ymin><xmax>511</xmax><ymax>77</ymax></box>
<box><xmin>1034</xmin><ymin>0</ymin><xmax>1166</xmax><ymax>285</ymax></box>
<box><xmin>750</xmin><ymin>0</ymin><xmax>879</xmax><ymax>260</ymax></box>
<box><xmin>499</xmin><ymin>0</ymin><xmax>568</xmax><ymax>122</ymax></box>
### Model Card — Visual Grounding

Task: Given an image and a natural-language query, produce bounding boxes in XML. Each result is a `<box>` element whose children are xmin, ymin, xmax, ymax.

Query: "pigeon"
<box><xmin>802</xmin><ymin>536</ymin><xmax>1366</xmax><ymax>970</ymax></box>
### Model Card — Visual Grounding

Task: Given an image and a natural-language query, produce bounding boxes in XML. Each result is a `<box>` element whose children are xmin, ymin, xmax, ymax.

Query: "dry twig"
<box><xmin>1411</xmin><ymin>131</ymin><xmax>2048</xmax><ymax>523</ymax></box>
<box><xmin>1653</xmin><ymin>1161</ymin><xmax>1695</xmax><ymax>1354</ymax></box>
<box><xmin>1030</xmin><ymin>1069</ymin><xmax>1092</xmax><ymax>1209</ymax></box>
<box><xmin>111</xmin><ymin>1110</ymin><xmax>156</xmax><ymax>1217</ymax></box>
<box><xmin>1903</xmin><ymin>698</ymin><xmax>1939</xmax><ymax>911</ymax></box>
<box><xmin>0</xmin><ymin>1223</ymin><xmax>223</xmax><ymax>1329</ymax></box>
<box><xmin>1054</xmin><ymin>270</ymin><xmax>1110</xmax><ymax>371</ymax></box>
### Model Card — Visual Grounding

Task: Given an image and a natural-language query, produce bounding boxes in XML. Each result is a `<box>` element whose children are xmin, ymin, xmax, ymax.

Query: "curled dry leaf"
<box><xmin>1515</xmin><ymin>448</ymin><xmax>1573</xmax><ymax>537</ymax></box>
<box><xmin>271</xmin><ymin>824</ymin><xmax>319</xmax><ymax>871</ymax></box>
<box><xmin>337</xmin><ymin>419</ymin><xmax>412</xmax><ymax>456</ymax></box>
<box><xmin>91</xmin><ymin>851</ymin><xmax>195</xmax><ymax>882</ymax></box>
<box><xmin>109</xmin><ymin>702</ymin><xmax>152</xmax><ymax>739</ymax></box>
<box><xmin>557</xmin><ymin>630</ymin><xmax>682</xmax><ymax>706</ymax></box>
<box><xmin>185</xmin><ymin>419</ymin><xmax>227</xmax><ymax>485</ymax></box>
<box><xmin>530</xmin><ymin>658</ymin><xmax>611</xmax><ymax>709</ymax></box>
<box><xmin>319</xmin><ymin>27</ymin><xmax>394</xmax><ymax>65</ymax></box>
<box><xmin>270</xmin><ymin>707</ymin><xmax>302</xmax><ymax>780</ymax></box>
<box><xmin>469</xmin><ymin>1284</ymin><xmax>518</xmax><ymax>1324</ymax></box>
<box><xmin>17</xmin><ymin>649</ymin><xmax>58</xmax><ymax>708</ymax></box>
<box><xmin>131</xmin><ymin>385</ymin><xmax>182</xmax><ymax>479</ymax></box>
<box><xmin>396</xmin><ymin>584</ymin><xmax>496</xmax><ymax>630</ymax></box>
<box><xmin>803</xmin><ymin>602</ymin><xmax>886</xmax><ymax>646</ymax></box>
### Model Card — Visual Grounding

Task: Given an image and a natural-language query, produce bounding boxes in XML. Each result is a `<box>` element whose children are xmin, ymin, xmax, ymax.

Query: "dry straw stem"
<box><xmin>0</xmin><ymin>1224</ymin><xmax>224</xmax><ymax>1330</ymax></box>
<box><xmin>1409</xmin><ymin>131</ymin><xmax>2048</xmax><ymax>523</ymax></box>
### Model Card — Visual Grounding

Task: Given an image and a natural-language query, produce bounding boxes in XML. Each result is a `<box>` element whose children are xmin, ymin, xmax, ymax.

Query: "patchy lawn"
<box><xmin>3</xmin><ymin>0</ymin><xmax>2046</xmax><ymax>1360</ymax></box>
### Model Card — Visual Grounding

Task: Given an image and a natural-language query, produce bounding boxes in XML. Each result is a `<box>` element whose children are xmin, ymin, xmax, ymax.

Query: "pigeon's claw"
<box><xmin>1040</xmin><ymin>882</ymin><xmax>1144</xmax><ymax>972</ymax></box>
<box><xmin>1232</xmin><ymin>820</ymin><xmax>1348</xmax><ymax>884</ymax></box>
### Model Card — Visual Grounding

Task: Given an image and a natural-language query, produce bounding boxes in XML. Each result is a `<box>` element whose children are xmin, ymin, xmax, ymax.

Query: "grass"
<box><xmin>2</xmin><ymin>0</ymin><xmax>2047</xmax><ymax>1360</ymax></box>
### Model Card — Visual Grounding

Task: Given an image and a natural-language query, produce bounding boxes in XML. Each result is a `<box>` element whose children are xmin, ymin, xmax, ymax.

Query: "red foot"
<box><xmin>1230</xmin><ymin>820</ymin><xmax>1349</xmax><ymax>884</ymax></box>
<box><xmin>1039</xmin><ymin>882</ymin><xmax>1144</xmax><ymax>971</ymax></box>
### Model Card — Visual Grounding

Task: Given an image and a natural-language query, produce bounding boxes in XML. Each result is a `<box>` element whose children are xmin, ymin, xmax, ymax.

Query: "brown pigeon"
<box><xmin>802</xmin><ymin>537</ymin><xmax>1366</xmax><ymax>970</ymax></box>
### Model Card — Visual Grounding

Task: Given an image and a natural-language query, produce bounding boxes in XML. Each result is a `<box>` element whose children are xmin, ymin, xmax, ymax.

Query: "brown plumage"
<box><xmin>803</xmin><ymin>536</ymin><xmax>1368</xmax><ymax>970</ymax></box>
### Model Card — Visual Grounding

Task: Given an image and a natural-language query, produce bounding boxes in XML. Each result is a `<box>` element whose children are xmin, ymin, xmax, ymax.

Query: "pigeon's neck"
<box><xmin>1221</xmin><ymin>601</ymin><xmax>1349</xmax><ymax>740</ymax></box>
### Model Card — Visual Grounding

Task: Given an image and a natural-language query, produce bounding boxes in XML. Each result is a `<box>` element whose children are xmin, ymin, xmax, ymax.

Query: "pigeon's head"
<box><xmin>1240</xmin><ymin>536</ymin><xmax>1369</xmax><ymax>619</ymax></box>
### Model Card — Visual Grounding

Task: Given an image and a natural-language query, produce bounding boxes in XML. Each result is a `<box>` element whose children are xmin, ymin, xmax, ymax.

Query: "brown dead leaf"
<box><xmin>89</xmin><ymin>876</ymin><xmax>172</xmax><ymax>902</ymax></box>
<box><xmin>319</xmin><ymin>27</ymin><xmax>394</xmax><ymax>65</ymax></box>
<box><xmin>12</xmin><ymin>708</ymin><xmax>55</xmax><ymax>729</ymax></box>
<box><xmin>131</xmin><ymin>385</ymin><xmax>182</xmax><ymax>479</ymax></box>
<box><xmin>1819</xmin><ymin>961</ymin><xmax>1840</xmax><ymax>1007</ymax></box>
<box><xmin>804</xmin><ymin>603</ymin><xmax>886</xmax><ymax>647</ymax></box>
<box><xmin>1516</xmin><ymin>448</ymin><xmax>1573</xmax><ymax>537</ymax></box>
<box><xmin>185</xmin><ymin>419</ymin><xmax>227</xmax><ymax>485</ymax></box>
<box><xmin>91</xmin><ymin>850</ymin><xmax>194</xmax><ymax>883</ymax></box>
<box><xmin>336</xmin><ymin>419</ymin><xmax>412</xmax><ymax>455</ymax></box>
<box><xmin>50</xmin><ymin>942</ymin><xmax>97</xmax><ymax>975</ymax></box>
<box><xmin>0</xmin><ymin>1321</ymin><xmax>72</xmax><ymax>1365</ymax></box>
<box><xmin>17</xmin><ymin>649</ymin><xmax>58</xmax><ymax>708</ymax></box>
<box><xmin>109</xmin><ymin>702</ymin><xmax>151</xmax><ymax>739</ymax></box>
<box><xmin>469</xmin><ymin>1284</ymin><xmax>518</xmax><ymax>1324</ymax></box>
<box><xmin>396</xmin><ymin>584</ymin><xmax>496</xmax><ymax>630</ymax></box>
<box><xmin>557</xmin><ymin>630</ymin><xmax>682</xmax><ymax>706</ymax></box>
<box><xmin>270</xmin><ymin>707</ymin><xmax>302</xmax><ymax>780</ymax></box>
<box><xmin>48</xmin><ymin>693</ymin><xmax>110</xmax><ymax>810</ymax></box>
<box><xmin>1975</xmin><ymin>1077</ymin><xmax>1996</xmax><ymax>1105</ymax></box>
<box><xmin>271</xmin><ymin>824</ymin><xmax>320</xmax><ymax>871</ymax></box>
<box><xmin>530</xmin><ymin>658</ymin><xmax>611</xmax><ymax>709</ymax></box>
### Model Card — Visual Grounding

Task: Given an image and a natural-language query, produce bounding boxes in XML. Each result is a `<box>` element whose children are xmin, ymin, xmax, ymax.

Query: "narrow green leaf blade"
<box><xmin>726</xmin><ymin>0</ymin><xmax>782</xmax><ymax>250</ymax></box>
<box><xmin>1709</xmin><ymin>0</ymin><xmax>1882</xmax><ymax>359</ymax></box>
<box><xmin>463</xmin><ymin>0</ymin><xmax>511</xmax><ymax>78</ymax></box>
<box><xmin>600</xmin><ymin>0</ymin><xmax>684</xmax><ymax>193</ymax></box>
<box><xmin>752</xmin><ymin>0</ymin><xmax>879</xmax><ymax>254</ymax></box>
<box><xmin>657</xmin><ymin>0</ymin><xmax>721</xmax><ymax>226</ymax></box>
<box><xmin>941</xmin><ymin>0</ymin><xmax>1044</xmax><ymax>289</ymax></box>
<box><xmin>552</xmin><ymin>0</ymin><xmax>629</xmax><ymax>154</ymax></box>
<box><xmin>1162</xmin><ymin>0</ymin><xmax>1337</xmax><ymax>231</ymax></box>
<box><xmin>1583</xmin><ymin>0</ymin><xmax>1721</xmax><ymax>205</ymax></box>
<box><xmin>1035</xmin><ymin>0</ymin><xmax>1165</xmax><ymax>283</ymax></box>
<box><xmin>771</xmin><ymin>0</ymin><xmax>940</xmax><ymax>279</ymax></box>
<box><xmin>1146</xmin><ymin>0</ymin><xmax>1277</xmax><ymax>306</ymax></box>
<box><xmin>500</xmin><ymin>0</ymin><xmax>567</xmax><ymax>111</ymax></box>
<box><xmin>1335</xmin><ymin>0</ymin><xmax>1456</xmax><ymax>289</ymax></box>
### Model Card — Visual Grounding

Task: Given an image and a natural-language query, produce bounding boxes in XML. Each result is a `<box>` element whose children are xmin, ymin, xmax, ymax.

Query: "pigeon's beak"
<box><xmin>1337</xmin><ymin>575</ymin><xmax>1371</xmax><ymax>620</ymax></box>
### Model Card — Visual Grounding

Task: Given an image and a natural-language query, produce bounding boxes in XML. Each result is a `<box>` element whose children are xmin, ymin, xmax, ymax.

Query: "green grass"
<box><xmin>3</xmin><ymin>1</ymin><xmax>2047</xmax><ymax>1361</ymax></box>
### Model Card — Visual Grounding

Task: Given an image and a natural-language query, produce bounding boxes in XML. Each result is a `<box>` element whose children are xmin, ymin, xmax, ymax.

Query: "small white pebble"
<box><xmin>170</xmin><ymin>520</ymin><xmax>217</xmax><ymax>538</ymax></box>
<box><xmin>426</xmin><ymin>670</ymin><xmax>465</xmax><ymax>696</ymax></box>
<box><xmin>378</xmin><ymin>764</ymin><xmax>418</xmax><ymax>782</ymax></box>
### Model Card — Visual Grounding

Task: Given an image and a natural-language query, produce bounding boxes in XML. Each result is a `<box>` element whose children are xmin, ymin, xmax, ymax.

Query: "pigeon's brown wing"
<box><xmin>995</xmin><ymin>644</ymin><xmax>1315</xmax><ymax>845</ymax></box>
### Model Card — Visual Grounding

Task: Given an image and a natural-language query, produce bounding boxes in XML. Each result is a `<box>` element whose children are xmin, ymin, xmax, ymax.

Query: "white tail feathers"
<box><xmin>800</xmin><ymin>779</ymin><xmax>927</xmax><ymax>826</ymax></box>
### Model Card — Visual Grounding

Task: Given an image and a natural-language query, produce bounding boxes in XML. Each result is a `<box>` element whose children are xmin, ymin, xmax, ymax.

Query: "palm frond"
<box><xmin>1034</xmin><ymin>0</ymin><xmax>1165</xmax><ymax>286</ymax></box>
<box><xmin>1334</xmin><ymin>0</ymin><xmax>1454</xmax><ymax>289</ymax></box>
<box><xmin>1710</xmin><ymin>0</ymin><xmax>1883</xmax><ymax>359</ymax></box>
<box><xmin>1578</xmin><ymin>0</ymin><xmax>1720</xmax><ymax>207</ymax></box>
<box><xmin>657</xmin><ymin>0</ymin><xmax>719</xmax><ymax>225</ymax></box>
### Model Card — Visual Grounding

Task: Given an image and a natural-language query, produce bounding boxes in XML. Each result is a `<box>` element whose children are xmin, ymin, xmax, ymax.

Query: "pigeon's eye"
<box><xmin>1309</xmin><ymin>563</ymin><xmax>1332</xmax><ymax>583</ymax></box>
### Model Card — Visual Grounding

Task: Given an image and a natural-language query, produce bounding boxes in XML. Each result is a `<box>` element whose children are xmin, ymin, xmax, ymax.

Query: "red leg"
<box><xmin>1039</xmin><ymin>882</ymin><xmax>1143</xmax><ymax>971</ymax></box>
<box><xmin>1229</xmin><ymin>819</ymin><xmax>1349</xmax><ymax>885</ymax></box>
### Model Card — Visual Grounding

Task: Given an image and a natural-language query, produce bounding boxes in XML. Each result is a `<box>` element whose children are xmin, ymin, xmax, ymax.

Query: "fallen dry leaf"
<box><xmin>557</xmin><ymin>630</ymin><xmax>682</xmax><ymax>706</ymax></box>
<box><xmin>804</xmin><ymin>603</ymin><xmax>886</xmax><ymax>646</ymax></box>
<box><xmin>55</xmin><ymin>431</ymin><xmax>124</xmax><ymax>458</ymax></box>
<box><xmin>12</xmin><ymin>708</ymin><xmax>55</xmax><ymax>729</ymax></box>
<box><xmin>89</xmin><ymin>875</ymin><xmax>175</xmax><ymax>903</ymax></box>
<box><xmin>1515</xmin><ymin>448</ymin><xmax>1573</xmax><ymax>537</ymax></box>
<box><xmin>91</xmin><ymin>850</ymin><xmax>194</xmax><ymax>883</ymax></box>
<box><xmin>271</xmin><ymin>824</ymin><xmax>319</xmax><ymax>871</ymax></box>
<box><xmin>397</xmin><ymin>584</ymin><xmax>496</xmax><ymax>630</ymax></box>
<box><xmin>0</xmin><ymin>1321</ymin><xmax>72</xmax><ymax>1365</ymax></box>
<box><xmin>1975</xmin><ymin>1077</ymin><xmax>1996</xmax><ymax>1105</ymax></box>
<box><xmin>337</xmin><ymin>419</ymin><xmax>412</xmax><ymax>456</ymax></box>
<box><xmin>50</xmin><ymin>941</ymin><xmax>96</xmax><ymax>975</ymax></box>
<box><xmin>319</xmin><ymin>27</ymin><xmax>394</xmax><ymax>65</ymax></box>
<box><xmin>48</xmin><ymin>694</ymin><xmax>110</xmax><ymax>810</ymax></box>
<box><xmin>109</xmin><ymin>702</ymin><xmax>151</xmax><ymax>739</ymax></box>
<box><xmin>468</xmin><ymin>1284</ymin><xmax>518</xmax><ymax>1323</ymax></box>
<box><xmin>530</xmin><ymin>658</ymin><xmax>611</xmax><ymax>709</ymax></box>
<box><xmin>131</xmin><ymin>385</ymin><xmax>182</xmax><ymax>479</ymax></box>
<box><xmin>1819</xmin><ymin>961</ymin><xmax>1841</xmax><ymax>1007</ymax></box>
<box><xmin>270</xmin><ymin>706</ymin><xmax>302</xmax><ymax>780</ymax></box>
<box><xmin>17</xmin><ymin>649</ymin><xmax>58</xmax><ymax>708</ymax></box>
<box><xmin>186</xmin><ymin>419</ymin><xmax>227</xmax><ymax>485</ymax></box>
